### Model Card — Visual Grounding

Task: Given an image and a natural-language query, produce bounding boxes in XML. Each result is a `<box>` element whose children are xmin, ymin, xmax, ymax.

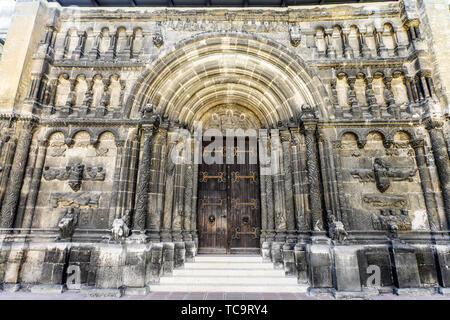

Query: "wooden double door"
<box><xmin>197</xmin><ymin>138</ymin><xmax>261</xmax><ymax>254</ymax></box>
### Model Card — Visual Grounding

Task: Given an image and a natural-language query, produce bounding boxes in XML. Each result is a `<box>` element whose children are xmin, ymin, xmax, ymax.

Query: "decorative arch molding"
<box><xmin>126</xmin><ymin>32</ymin><xmax>330</xmax><ymax>127</ymax></box>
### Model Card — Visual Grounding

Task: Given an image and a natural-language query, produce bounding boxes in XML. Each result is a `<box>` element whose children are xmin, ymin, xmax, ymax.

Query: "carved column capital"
<box><xmin>410</xmin><ymin>138</ymin><xmax>425</xmax><ymax>149</ymax></box>
<box><xmin>280</xmin><ymin>131</ymin><xmax>292</xmax><ymax>143</ymax></box>
<box><xmin>331</xmin><ymin>140</ymin><xmax>342</xmax><ymax>149</ymax></box>
<box><xmin>39</xmin><ymin>139</ymin><xmax>49</xmax><ymax>148</ymax></box>
<box><xmin>424</xmin><ymin>118</ymin><xmax>444</xmax><ymax>131</ymax></box>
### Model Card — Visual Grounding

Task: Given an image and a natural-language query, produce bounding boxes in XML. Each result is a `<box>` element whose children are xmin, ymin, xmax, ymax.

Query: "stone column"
<box><xmin>419</xmin><ymin>74</ymin><xmax>431</xmax><ymax>100</ymax></box>
<box><xmin>22</xmin><ymin>138</ymin><xmax>48</xmax><ymax>230</ymax></box>
<box><xmin>172</xmin><ymin>153</ymin><xmax>186</xmax><ymax>242</ymax></box>
<box><xmin>156</xmin><ymin>127</ymin><xmax>168</xmax><ymax>237</ymax></box>
<box><xmin>127</xmin><ymin>138</ymin><xmax>141</xmax><ymax>212</ymax></box>
<box><xmin>290</xmin><ymin>129</ymin><xmax>307</xmax><ymax>231</ymax></box>
<box><xmin>107</xmin><ymin>140</ymin><xmax>125</xmax><ymax>227</ymax></box>
<box><xmin>161</xmin><ymin>131</ymin><xmax>178</xmax><ymax>242</ymax></box>
<box><xmin>342</xmin><ymin>30</ymin><xmax>353</xmax><ymax>59</ymax></box>
<box><xmin>191</xmin><ymin>162</ymin><xmax>199</xmax><ymax>248</ymax></box>
<box><xmin>0</xmin><ymin>120</ymin><xmax>35</xmax><ymax>229</ymax></box>
<box><xmin>324</xmin><ymin>29</ymin><xmax>333</xmax><ymax>58</ymax></box>
<box><xmin>366</xmin><ymin>77</ymin><xmax>380</xmax><ymax>118</ymax></box>
<box><xmin>280</xmin><ymin>130</ymin><xmax>296</xmax><ymax>242</ymax></box>
<box><xmin>272</xmin><ymin>131</ymin><xmax>287</xmax><ymax>242</ymax></box>
<box><xmin>425</xmin><ymin>119</ymin><xmax>450</xmax><ymax>223</ymax></box>
<box><xmin>408</xmin><ymin>77</ymin><xmax>419</xmax><ymax>104</ymax></box>
<box><xmin>401</xmin><ymin>76</ymin><xmax>412</xmax><ymax>104</ymax></box>
<box><xmin>115</xmin><ymin>136</ymin><xmax>133</xmax><ymax>220</ymax></box>
<box><xmin>184</xmin><ymin>158</ymin><xmax>195</xmax><ymax>260</ymax></box>
<box><xmin>376</xmin><ymin>28</ymin><xmax>388</xmax><ymax>57</ymax></box>
<box><xmin>410</xmin><ymin>139</ymin><xmax>441</xmax><ymax>230</ymax></box>
<box><xmin>147</xmin><ymin>129</ymin><xmax>164</xmax><ymax>242</ymax></box>
<box><xmin>300</xmin><ymin>106</ymin><xmax>324</xmax><ymax>232</ymax></box>
<box><xmin>133</xmin><ymin>124</ymin><xmax>155</xmax><ymax>235</ymax></box>
<box><xmin>331</xmin><ymin>141</ymin><xmax>350</xmax><ymax>228</ymax></box>
<box><xmin>183</xmin><ymin>161</ymin><xmax>194</xmax><ymax>240</ymax></box>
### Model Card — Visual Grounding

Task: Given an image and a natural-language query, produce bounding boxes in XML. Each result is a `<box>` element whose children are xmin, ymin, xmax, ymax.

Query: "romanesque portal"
<box><xmin>0</xmin><ymin>0</ymin><xmax>449</xmax><ymax>296</ymax></box>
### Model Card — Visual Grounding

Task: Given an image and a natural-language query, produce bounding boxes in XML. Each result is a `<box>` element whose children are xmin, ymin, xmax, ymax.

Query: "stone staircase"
<box><xmin>151</xmin><ymin>255</ymin><xmax>307</xmax><ymax>293</ymax></box>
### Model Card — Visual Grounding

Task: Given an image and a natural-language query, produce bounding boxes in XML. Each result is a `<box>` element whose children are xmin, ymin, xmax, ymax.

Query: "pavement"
<box><xmin>0</xmin><ymin>290</ymin><xmax>450</xmax><ymax>300</ymax></box>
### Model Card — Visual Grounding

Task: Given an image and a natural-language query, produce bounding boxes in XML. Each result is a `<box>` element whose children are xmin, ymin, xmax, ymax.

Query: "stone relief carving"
<box><xmin>43</xmin><ymin>163</ymin><xmax>106</xmax><ymax>191</ymax></box>
<box><xmin>350</xmin><ymin>157</ymin><xmax>417</xmax><ymax>193</ymax></box>
<box><xmin>363</xmin><ymin>194</ymin><xmax>408</xmax><ymax>208</ymax></box>
<box><xmin>58</xmin><ymin>207</ymin><xmax>79</xmax><ymax>240</ymax></box>
<box><xmin>95</xmin><ymin>147</ymin><xmax>109</xmax><ymax>157</ymax></box>
<box><xmin>153</xmin><ymin>32</ymin><xmax>163</xmax><ymax>48</ymax></box>
<box><xmin>373</xmin><ymin>158</ymin><xmax>390</xmax><ymax>192</ymax></box>
<box><xmin>111</xmin><ymin>210</ymin><xmax>132</xmax><ymax>241</ymax></box>
<box><xmin>163</xmin><ymin>17</ymin><xmax>287</xmax><ymax>33</ymax></box>
<box><xmin>371</xmin><ymin>208</ymin><xmax>412</xmax><ymax>237</ymax></box>
<box><xmin>48</xmin><ymin>141</ymin><xmax>67</xmax><ymax>157</ymax></box>
<box><xmin>51</xmin><ymin>192</ymin><xmax>100</xmax><ymax>208</ymax></box>
<box><xmin>201</xmin><ymin>105</ymin><xmax>260</xmax><ymax>131</ymax></box>
<box><xmin>68</xmin><ymin>162</ymin><xmax>84</xmax><ymax>191</ymax></box>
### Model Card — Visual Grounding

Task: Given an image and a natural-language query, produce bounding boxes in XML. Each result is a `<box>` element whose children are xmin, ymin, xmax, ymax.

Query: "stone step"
<box><xmin>150</xmin><ymin>284</ymin><xmax>307</xmax><ymax>293</ymax></box>
<box><xmin>173</xmin><ymin>269</ymin><xmax>285</xmax><ymax>277</ymax></box>
<box><xmin>160</xmin><ymin>275</ymin><xmax>298</xmax><ymax>285</ymax></box>
<box><xmin>182</xmin><ymin>262</ymin><xmax>274</xmax><ymax>270</ymax></box>
<box><xmin>193</xmin><ymin>255</ymin><xmax>263</xmax><ymax>263</ymax></box>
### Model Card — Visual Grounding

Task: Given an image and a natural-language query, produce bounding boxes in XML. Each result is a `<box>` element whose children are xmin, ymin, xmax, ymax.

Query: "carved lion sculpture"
<box><xmin>328</xmin><ymin>215</ymin><xmax>348</xmax><ymax>242</ymax></box>
<box><xmin>387</xmin><ymin>220</ymin><xmax>399</xmax><ymax>238</ymax></box>
<box><xmin>58</xmin><ymin>207</ymin><xmax>78</xmax><ymax>240</ymax></box>
<box><xmin>111</xmin><ymin>210</ymin><xmax>131</xmax><ymax>240</ymax></box>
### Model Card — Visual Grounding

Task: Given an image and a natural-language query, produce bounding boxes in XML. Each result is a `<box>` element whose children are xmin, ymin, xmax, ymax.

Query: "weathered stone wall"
<box><xmin>0</xmin><ymin>0</ymin><xmax>448</xmax><ymax>296</ymax></box>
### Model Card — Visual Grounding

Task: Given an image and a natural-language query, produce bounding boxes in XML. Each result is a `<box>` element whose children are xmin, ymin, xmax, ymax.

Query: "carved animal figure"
<box><xmin>111</xmin><ymin>210</ymin><xmax>131</xmax><ymax>240</ymax></box>
<box><xmin>328</xmin><ymin>215</ymin><xmax>348</xmax><ymax>241</ymax></box>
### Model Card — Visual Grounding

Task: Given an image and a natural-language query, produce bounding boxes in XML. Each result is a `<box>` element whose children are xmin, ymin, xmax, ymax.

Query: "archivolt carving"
<box><xmin>200</xmin><ymin>104</ymin><xmax>261</xmax><ymax>131</ymax></box>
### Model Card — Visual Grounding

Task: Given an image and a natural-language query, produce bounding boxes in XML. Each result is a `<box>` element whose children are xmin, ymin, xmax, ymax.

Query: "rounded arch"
<box><xmin>126</xmin><ymin>32</ymin><xmax>330</xmax><ymax>127</ymax></box>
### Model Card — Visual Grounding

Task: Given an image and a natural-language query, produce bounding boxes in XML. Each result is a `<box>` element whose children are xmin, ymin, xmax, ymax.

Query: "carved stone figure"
<box><xmin>58</xmin><ymin>207</ymin><xmax>79</xmax><ymax>240</ymax></box>
<box><xmin>111</xmin><ymin>210</ymin><xmax>132</xmax><ymax>240</ymax></box>
<box><xmin>328</xmin><ymin>215</ymin><xmax>348</xmax><ymax>241</ymax></box>
<box><xmin>373</xmin><ymin>158</ymin><xmax>390</xmax><ymax>193</ymax></box>
<box><xmin>153</xmin><ymin>33</ymin><xmax>163</xmax><ymax>48</ymax></box>
<box><xmin>68</xmin><ymin>162</ymin><xmax>85</xmax><ymax>191</ymax></box>
<box><xmin>371</xmin><ymin>208</ymin><xmax>411</xmax><ymax>235</ymax></box>
<box><xmin>350</xmin><ymin>158</ymin><xmax>417</xmax><ymax>193</ymax></box>
<box><xmin>289</xmin><ymin>24</ymin><xmax>301</xmax><ymax>47</ymax></box>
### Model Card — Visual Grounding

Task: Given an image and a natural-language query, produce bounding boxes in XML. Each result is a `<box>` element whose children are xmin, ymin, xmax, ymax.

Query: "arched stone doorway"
<box><xmin>126</xmin><ymin>33</ymin><xmax>329</xmax><ymax>255</ymax></box>
<box><xmin>196</xmin><ymin>104</ymin><xmax>263</xmax><ymax>254</ymax></box>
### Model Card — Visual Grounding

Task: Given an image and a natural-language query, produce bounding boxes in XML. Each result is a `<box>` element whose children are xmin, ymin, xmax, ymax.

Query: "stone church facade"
<box><xmin>0</xmin><ymin>0</ymin><xmax>449</xmax><ymax>296</ymax></box>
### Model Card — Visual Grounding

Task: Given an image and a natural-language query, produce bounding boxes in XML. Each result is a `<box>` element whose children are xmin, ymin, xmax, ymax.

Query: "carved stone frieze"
<box><xmin>363</xmin><ymin>194</ymin><xmax>408</xmax><ymax>208</ymax></box>
<box><xmin>371</xmin><ymin>208</ymin><xmax>412</xmax><ymax>236</ymax></box>
<box><xmin>350</xmin><ymin>158</ymin><xmax>417</xmax><ymax>193</ymax></box>
<box><xmin>50</xmin><ymin>192</ymin><xmax>100</xmax><ymax>208</ymax></box>
<box><xmin>43</xmin><ymin>163</ymin><xmax>106</xmax><ymax>191</ymax></box>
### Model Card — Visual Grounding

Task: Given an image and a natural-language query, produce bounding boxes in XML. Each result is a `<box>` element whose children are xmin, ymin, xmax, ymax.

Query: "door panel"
<box><xmin>197</xmin><ymin>138</ymin><xmax>260</xmax><ymax>254</ymax></box>
<box><xmin>228</xmin><ymin>138</ymin><xmax>261</xmax><ymax>253</ymax></box>
<box><xmin>197</xmin><ymin>145</ymin><xmax>227</xmax><ymax>253</ymax></box>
